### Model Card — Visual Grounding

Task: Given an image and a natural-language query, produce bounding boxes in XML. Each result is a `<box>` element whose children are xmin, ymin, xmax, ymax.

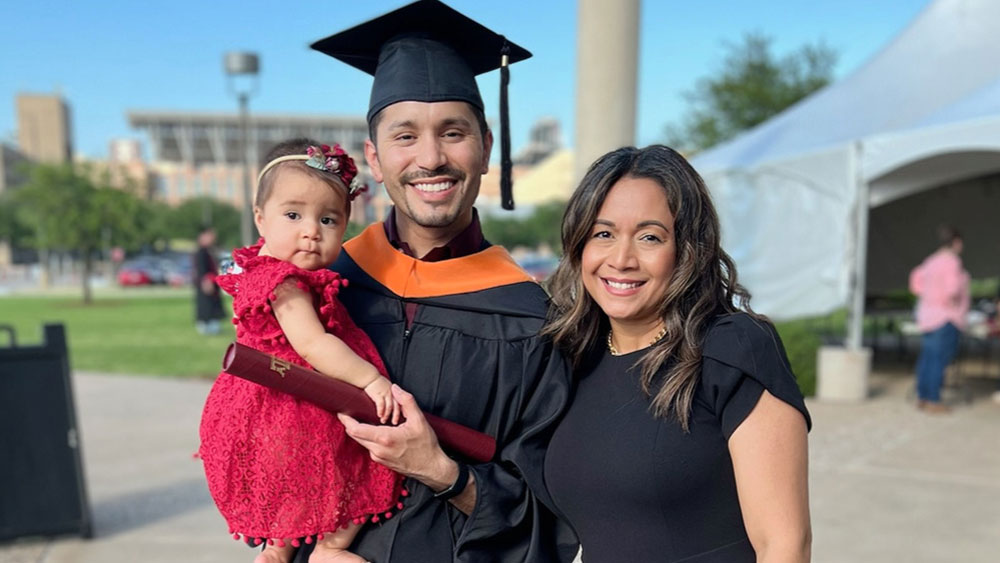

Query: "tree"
<box><xmin>344</xmin><ymin>221</ymin><xmax>365</xmax><ymax>241</ymax></box>
<box><xmin>0</xmin><ymin>192</ymin><xmax>31</xmax><ymax>246</ymax></box>
<box><xmin>12</xmin><ymin>163</ymin><xmax>165</xmax><ymax>302</ymax></box>
<box><xmin>168</xmin><ymin>197</ymin><xmax>242</xmax><ymax>250</ymax></box>
<box><xmin>666</xmin><ymin>33</ymin><xmax>837</xmax><ymax>154</ymax></box>
<box><xmin>482</xmin><ymin>201</ymin><xmax>567</xmax><ymax>253</ymax></box>
<box><xmin>15</xmin><ymin>163</ymin><xmax>107</xmax><ymax>302</ymax></box>
<box><xmin>131</xmin><ymin>199</ymin><xmax>174</xmax><ymax>252</ymax></box>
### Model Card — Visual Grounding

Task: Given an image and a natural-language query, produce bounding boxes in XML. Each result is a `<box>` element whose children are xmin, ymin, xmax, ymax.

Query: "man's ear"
<box><xmin>364</xmin><ymin>139</ymin><xmax>383</xmax><ymax>183</ymax></box>
<box><xmin>481</xmin><ymin>129</ymin><xmax>494</xmax><ymax>175</ymax></box>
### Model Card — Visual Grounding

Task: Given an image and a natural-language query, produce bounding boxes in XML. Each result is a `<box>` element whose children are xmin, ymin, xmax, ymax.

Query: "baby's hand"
<box><xmin>364</xmin><ymin>376</ymin><xmax>401</xmax><ymax>425</ymax></box>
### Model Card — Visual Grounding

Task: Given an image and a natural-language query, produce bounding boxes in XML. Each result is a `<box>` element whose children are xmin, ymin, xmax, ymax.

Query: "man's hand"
<box><xmin>338</xmin><ymin>384</ymin><xmax>455</xmax><ymax>488</ymax></box>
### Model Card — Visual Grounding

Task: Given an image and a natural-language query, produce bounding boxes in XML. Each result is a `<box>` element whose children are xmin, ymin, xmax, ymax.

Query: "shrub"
<box><xmin>774</xmin><ymin>319</ymin><xmax>821</xmax><ymax>397</ymax></box>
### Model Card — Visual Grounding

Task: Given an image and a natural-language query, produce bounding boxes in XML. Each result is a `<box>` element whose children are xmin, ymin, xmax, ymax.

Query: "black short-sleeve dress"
<box><xmin>544</xmin><ymin>313</ymin><xmax>811</xmax><ymax>563</ymax></box>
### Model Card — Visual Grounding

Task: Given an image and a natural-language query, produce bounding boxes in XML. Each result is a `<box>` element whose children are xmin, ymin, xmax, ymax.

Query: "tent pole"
<box><xmin>846</xmin><ymin>141</ymin><xmax>869</xmax><ymax>350</ymax></box>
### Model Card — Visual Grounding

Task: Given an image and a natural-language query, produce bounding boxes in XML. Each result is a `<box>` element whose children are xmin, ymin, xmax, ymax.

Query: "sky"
<box><xmin>0</xmin><ymin>0</ymin><xmax>931</xmax><ymax>161</ymax></box>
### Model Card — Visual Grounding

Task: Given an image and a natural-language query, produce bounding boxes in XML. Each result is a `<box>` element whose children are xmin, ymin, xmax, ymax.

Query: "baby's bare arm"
<box><xmin>270</xmin><ymin>280</ymin><xmax>381</xmax><ymax>389</ymax></box>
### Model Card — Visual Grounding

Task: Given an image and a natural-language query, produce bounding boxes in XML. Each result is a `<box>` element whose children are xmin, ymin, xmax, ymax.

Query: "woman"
<box><xmin>908</xmin><ymin>225</ymin><xmax>969</xmax><ymax>414</ymax></box>
<box><xmin>543</xmin><ymin>145</ymin><xmax>811</xmax><ymax>562</ymax></box>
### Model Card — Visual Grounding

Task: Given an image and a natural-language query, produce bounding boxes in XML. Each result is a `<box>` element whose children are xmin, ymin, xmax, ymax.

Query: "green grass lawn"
<box><xmin>1</xmin><ymin>289</ymin><xmax>822</xmax><ymax>394</ymax></box>
<box><xmin>1</xmin><ymin>289</ymin><xmax>234</xmax><ymax>378</ymax></box>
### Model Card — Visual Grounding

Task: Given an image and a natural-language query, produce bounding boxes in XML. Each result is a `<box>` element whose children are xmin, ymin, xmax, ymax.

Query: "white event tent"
<box><xmin>691</xmin><ymin>0</ymin><xmax>1000</xmax><ymax>347</ymax></box>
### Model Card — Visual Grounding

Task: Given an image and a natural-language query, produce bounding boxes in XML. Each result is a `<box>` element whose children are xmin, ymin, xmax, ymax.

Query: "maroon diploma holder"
<box><xmin>222</xmin><ymin>342</ymin><xmax>496</xmax><ymax>463</ymax></box>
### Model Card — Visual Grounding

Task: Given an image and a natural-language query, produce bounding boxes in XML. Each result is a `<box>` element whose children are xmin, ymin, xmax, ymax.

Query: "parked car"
<box><xmin>117</xmin><ymin>258</ymin><xmax>159</xmax><ymax>286</ymax></box>
<box><xmin>117</xmin><ymin>253</ymin><xmax>194</xmax><ymax>287</ymax></box>
<box><xmin>161</xmin><ymin>252</ymin><xmax>194</xmax><ymax>287</ymax></box>
<box><xmin>517</xmin><ymin>256</ymin><xmax>560</xmax><ymax>282</ymax></box>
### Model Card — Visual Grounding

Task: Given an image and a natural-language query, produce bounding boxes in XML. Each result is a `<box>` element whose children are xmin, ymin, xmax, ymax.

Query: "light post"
<box><xmin>224</xmin><ymin>52</ymin><xmax>259</xmax><ymax>246</ymax></box>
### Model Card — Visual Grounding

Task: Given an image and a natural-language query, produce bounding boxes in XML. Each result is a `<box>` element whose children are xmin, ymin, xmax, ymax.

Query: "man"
<box><xmin>292</xmin><ymin>1</ymin><xmax>577</xmax><ymax>561</ymax></box>
<box><xmin>193</xmin><ymin>226</ymin><xmax>223</xmax><ymax>335</ymax></box>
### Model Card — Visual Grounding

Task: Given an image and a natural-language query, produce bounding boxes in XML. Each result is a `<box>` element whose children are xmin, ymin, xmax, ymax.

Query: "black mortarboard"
<box><xmin>310</xmin><ymin>0</ymin><xmax>531</xmax><ymax>210</ymax></box>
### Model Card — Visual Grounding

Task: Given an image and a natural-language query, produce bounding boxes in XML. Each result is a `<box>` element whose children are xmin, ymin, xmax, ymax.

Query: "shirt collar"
<box><xmin>383</xmin><ymin>207</ymin><xmax>487</xmax><ymax>262</ymax></box>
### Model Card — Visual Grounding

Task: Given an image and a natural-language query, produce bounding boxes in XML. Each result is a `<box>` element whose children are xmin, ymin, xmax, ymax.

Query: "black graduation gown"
<box><xmin>292</xmin><ymin>225</ymin><xmax>578</xmax><ymax>563</ymax></box>
<box><xmin>194</xmin><ymin>246</ymin><xmax>224</xmax><ymax>322</ymax></box>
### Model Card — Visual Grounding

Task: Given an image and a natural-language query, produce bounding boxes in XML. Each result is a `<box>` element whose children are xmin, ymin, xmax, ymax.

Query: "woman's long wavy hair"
<box><xmin>543</xmin><ymin>145</ymin><xmax>757</xmax><ymax>430</ymax></box>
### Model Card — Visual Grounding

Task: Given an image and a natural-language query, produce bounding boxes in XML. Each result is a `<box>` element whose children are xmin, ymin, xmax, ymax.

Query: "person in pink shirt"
<box><xmin>908</xmin><ymin>226</ymin><xmax>970</xmax><ymax>413</ymax></box>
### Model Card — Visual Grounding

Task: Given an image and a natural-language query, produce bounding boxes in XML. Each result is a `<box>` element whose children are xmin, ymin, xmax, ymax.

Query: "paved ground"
<box><xmin>1</xmin><ymin>369</ymin><xmax>998</xmax><ymax>563</ymax></box>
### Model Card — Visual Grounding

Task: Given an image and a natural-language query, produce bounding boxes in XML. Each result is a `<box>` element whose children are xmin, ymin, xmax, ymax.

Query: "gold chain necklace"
<box><xmin>607</xmin><ymin>324</ymin><xmax>668</xmax><ymax>356</ymax></box>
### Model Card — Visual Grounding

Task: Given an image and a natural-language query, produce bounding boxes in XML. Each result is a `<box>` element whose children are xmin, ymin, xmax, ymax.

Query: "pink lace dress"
<box><xmin>199</xmin><ymin>241</ymin><xmax>404</xmax><ymax>546</ymax></box>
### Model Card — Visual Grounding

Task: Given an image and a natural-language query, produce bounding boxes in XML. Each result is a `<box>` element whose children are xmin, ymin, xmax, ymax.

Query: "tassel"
<box><xmin>499</xmin><ymin>39</ymin><xmax>514</xmax><ymax>210</ymax></box>
<box><xmin>305</xmin><ymin>536</ymin><xmax>313</xmax><ymax>545</ymax></box>
<box><xmin>292</xmin><ymin>538</ymin><xmax>300</xmax><ymax>548</ymax></box>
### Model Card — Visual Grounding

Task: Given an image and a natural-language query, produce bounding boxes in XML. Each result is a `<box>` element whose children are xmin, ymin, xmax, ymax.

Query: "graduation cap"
<box><xmin>310</xmin><ymin>0</ymin><xmax>531</xmax><ymax>210</ymax></box>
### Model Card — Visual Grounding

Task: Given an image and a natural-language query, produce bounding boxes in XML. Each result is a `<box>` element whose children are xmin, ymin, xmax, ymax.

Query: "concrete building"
<box><xmin>129</xmin><ymin>111</ymin><xmax>386</xmax><ymax>224</ymax></box>
<box><xmin>514</xmin><ymin>117</ymin><xmax>563</xmax><ymax>166</ymax></box>
<box><xmin>0</xmin><ymin>143</ymin><xmax>29</xmax><ymax>194</ymax></box>
<box><xmin>0</xmin><ymin>143</ymin><xmax>30</xmax><ymax>268</ymax></box>
<box><xmin>2</xmin><ymin>92</ymin><xmax>70</xmax><ymax>269</ymax></box>
<box><xmin>16</xmin><ymin>93</ymin><xmax>73</xmax><ymax>164</ymax></box>
<box><xmin>76</xmin><ymin>139</ymin><xmax>154</xmax><ymax>199</ymax></box>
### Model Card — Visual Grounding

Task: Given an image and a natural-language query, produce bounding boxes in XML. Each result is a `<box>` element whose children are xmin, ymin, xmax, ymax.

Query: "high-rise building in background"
<box><xmin>16</xmin><ymin>93</ymin><xmax>73</xmax><ymax>164</ymax></box>
<box><xmin>2</xmin><ymin>93</ymin><xmax>72</xmax><ymax>269</ymax></box>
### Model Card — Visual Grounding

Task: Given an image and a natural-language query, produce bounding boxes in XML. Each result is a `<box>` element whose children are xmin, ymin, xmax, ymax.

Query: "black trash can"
<box><xmin>0</xmin><ymin>323</ymin><xmax>92</xmax><ymax>540</ymax></box>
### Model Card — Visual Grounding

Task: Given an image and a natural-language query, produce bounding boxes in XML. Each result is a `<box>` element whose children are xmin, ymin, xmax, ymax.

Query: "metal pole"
<box><xmin>846</xmin><ymin>141</ymin><xmax>869</xmax><ymax>350</ymax></box>
<box><xmin>239</xmin><ymin>92</ymin><xmax>253</xmax><ymax>246</ymax></box>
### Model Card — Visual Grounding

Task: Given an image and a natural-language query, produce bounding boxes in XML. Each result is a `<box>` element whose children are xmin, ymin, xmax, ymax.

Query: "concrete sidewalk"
<box><xmin>2</xmin><ymin>371</ymin><xmax>999</xmax><ymax>562</ymax></box>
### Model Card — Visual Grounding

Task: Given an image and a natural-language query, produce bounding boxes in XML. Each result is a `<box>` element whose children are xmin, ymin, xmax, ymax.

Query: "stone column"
<box><xmin>573</xmin><ymin>0</ymin><xmax>640</xmax><ymax>185</ymax></box>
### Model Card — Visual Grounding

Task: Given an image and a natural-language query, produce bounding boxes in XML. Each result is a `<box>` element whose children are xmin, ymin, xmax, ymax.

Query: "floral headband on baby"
<box><xmin>256</xmin><ymin>144</ymin><xmax>367</xmax><ymax>200</ymax></box>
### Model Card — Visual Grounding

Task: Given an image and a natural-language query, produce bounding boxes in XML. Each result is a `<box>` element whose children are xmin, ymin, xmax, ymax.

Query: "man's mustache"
<box><xmin>399</xmin><ymin>167</ymin><xmax>467</xmax><ymax>185</ymax></box>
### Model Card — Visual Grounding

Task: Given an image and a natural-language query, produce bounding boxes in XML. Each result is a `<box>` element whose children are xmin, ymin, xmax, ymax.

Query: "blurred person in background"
<box><xmin>908</xmin><ymin>225</ymin><xmax>970</xmax><ymax>414</ymax></box>
<box><xmin>194</xmin><ymin>225</ymin><xmax>225</xmax><ymax>335</ymax></box>
<box><xmin>543</xmin><ymin>145</ymin><xmax>811</xmax><ymax>562</ymax></box>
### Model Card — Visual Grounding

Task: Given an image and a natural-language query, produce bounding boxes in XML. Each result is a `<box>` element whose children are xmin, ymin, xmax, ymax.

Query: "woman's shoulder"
<box><xmin>699</xmin><ymin>312</ymin><xmax>811</xmax><ymax>431</ymax></box>
<box><xmin>702</xmin><ymin>312</ymin><xmax>784</xmax><ymax>368</ymax></box>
